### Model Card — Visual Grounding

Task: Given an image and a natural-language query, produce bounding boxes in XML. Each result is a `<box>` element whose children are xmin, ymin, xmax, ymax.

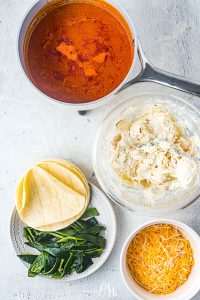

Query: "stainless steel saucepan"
<box><xmin>18</xmin><ymin>0</ymin><xmax>200</xmax><ymax>112</ymax></box>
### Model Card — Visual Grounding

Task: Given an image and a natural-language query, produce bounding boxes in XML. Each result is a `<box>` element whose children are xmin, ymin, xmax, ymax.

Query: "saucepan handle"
<box><xmin>118</xmin><ymin>39</ymin><xmax>200</xmax><ymax>97</ymax></box>
<box><xmin>144</xmin><ymin>66</ymin><xmax>200</xmax><ymax>97</ymax></box>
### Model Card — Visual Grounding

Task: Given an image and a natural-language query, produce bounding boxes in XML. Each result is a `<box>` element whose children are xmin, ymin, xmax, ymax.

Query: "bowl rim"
<box><xmin>92</xmin><ymin>92</ymin><xmax>200</xmax><ymax>215</ymax></box>
<box><xmin>17</xmin><ymin>0</ymin><xmax>138</xmax><ymax>110</ymax></box>
<box><xmin>120</xmin><ymin>218</ymin><xmax>200</xmax><ymax>300</ymax></box>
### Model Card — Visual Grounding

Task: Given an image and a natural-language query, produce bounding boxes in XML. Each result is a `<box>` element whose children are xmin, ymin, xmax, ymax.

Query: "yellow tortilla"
<box><xmin>15</xmin><ymin>161</ymin><xmax>89</xmax><ymax>230</ymax></box>
<box><xmin>36</xmin><ymin>207</ymin><xmax>87</xmax><ymax>231</ymax></box>
<box><xmin>35</xmin><ymin>159</ymin><xmax>90</xmax><ymax>231</ymax></box>
<box><xmin>16</xmin><ymin>166</ymin><xmax>87</xmax><ymax>230</ymax></box>
<box><xmin>44</xmin><ymin>158</ymin><xmax>89</xmax><ymax>193</ymax></box>
<box><xmin>15</xmin><ymin>176</ymin><xmax>25</xmax><ymax>210</ymax></box>
<box><xmin>36</xmin><ymin>161</ymin><xmax>87</xmax><ymax>196</ymax></box>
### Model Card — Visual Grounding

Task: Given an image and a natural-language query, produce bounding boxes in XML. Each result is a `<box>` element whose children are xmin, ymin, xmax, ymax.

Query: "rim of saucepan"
<box><xmin>120</xmin><ymin>219</ymin><xmax>200</xmax><ymax>300</ymax></box>
<box><xmin>17</xmin><ymin>0</ymin><xmax>137</xmax><ymax>110</ymax></box>
<box><xmin>92</xmin><ymin>92</ymin><xmax>200</xmax><ymax>215</ymax></box>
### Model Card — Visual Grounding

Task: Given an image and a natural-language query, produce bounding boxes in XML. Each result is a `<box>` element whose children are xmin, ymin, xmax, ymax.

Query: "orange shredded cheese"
<box><xmin>126</xmin><ymin>224</ymin><xmax>194</xmax><ymax>295</ymax></box>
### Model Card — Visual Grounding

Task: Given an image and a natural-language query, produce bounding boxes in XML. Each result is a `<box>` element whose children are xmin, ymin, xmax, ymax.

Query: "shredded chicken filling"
<box><xmin>111</xmin><ymin>106</ymin><xmax>197</xmax><ymax>192</ymax></box>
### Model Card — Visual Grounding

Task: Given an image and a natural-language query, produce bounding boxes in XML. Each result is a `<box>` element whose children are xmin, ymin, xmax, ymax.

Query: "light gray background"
<box><xmin>1</xmin><ymin>0</ymin><xmax>200</xmax><ymax>299</ymax></box>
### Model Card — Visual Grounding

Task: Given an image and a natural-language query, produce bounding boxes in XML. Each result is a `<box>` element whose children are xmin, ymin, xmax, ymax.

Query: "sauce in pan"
<box><xmin>25</xmin><ymin>0</ymin><xmax>134</xmax><ymax>103</ymax></box>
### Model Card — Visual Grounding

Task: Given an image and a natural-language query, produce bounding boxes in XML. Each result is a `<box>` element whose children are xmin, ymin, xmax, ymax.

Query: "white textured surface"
<box><xmin>1</xmin><ymin>0</ymin><xmax>200</xmax><ymax>299</ymax></box>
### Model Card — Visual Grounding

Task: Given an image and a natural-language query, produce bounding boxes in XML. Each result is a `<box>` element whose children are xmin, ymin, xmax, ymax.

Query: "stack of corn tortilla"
<box><xmin>15</xmin><ymin>159</ymin><xmax>90</xmax><ymax>231</ymax></box>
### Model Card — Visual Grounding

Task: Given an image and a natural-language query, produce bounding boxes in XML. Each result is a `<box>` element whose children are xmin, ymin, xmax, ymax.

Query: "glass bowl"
<box><xmin>93</xmin><ymin>93</ymin><xmax>200</xmax><ymax>216</ymax></box>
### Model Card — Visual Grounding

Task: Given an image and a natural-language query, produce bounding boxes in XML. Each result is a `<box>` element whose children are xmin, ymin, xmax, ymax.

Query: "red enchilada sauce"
<box><xmin>25</xmin><ymin>0</ymin><xmax>134</xmax><ymax>103</ymax></box>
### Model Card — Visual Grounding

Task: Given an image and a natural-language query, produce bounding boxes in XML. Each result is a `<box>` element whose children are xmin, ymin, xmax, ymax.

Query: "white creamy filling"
<box><xmin>111</xmin><ymin>105</ymin><xmax>198</xmax><ymax>199</ymax></box>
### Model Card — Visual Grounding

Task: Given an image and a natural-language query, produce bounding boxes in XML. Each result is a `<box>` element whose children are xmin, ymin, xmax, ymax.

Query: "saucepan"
<box><xmin>18</xmin><ymin>0</ymin><xmax>200</xmax><ymax>112</ymax></box>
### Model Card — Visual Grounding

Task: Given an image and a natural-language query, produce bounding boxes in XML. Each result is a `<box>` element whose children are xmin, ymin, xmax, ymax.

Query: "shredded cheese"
<box><xmin>126</xmin><ymin>224</ymin><xmax>194</xmax><ymax>295</ymax></box>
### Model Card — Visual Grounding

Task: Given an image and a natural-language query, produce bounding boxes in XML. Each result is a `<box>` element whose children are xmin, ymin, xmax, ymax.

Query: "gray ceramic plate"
<box><xmin>10</xmin><ymin>183</ymin><xmax>116</xmax><ymax>281</ymax></box>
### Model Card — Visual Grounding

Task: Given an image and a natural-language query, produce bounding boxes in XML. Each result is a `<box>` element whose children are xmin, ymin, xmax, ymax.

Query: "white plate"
<box><xmin>10</xmin><ymin>182</ymin><xmax>116</xmax><ymax>281</ymax></box>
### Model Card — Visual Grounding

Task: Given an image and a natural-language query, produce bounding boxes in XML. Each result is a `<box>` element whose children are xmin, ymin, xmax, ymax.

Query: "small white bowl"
<box><xmin>120</xmin><ymin>219</ymin><xmax>200</xmax><ymax>300</ymax></box>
